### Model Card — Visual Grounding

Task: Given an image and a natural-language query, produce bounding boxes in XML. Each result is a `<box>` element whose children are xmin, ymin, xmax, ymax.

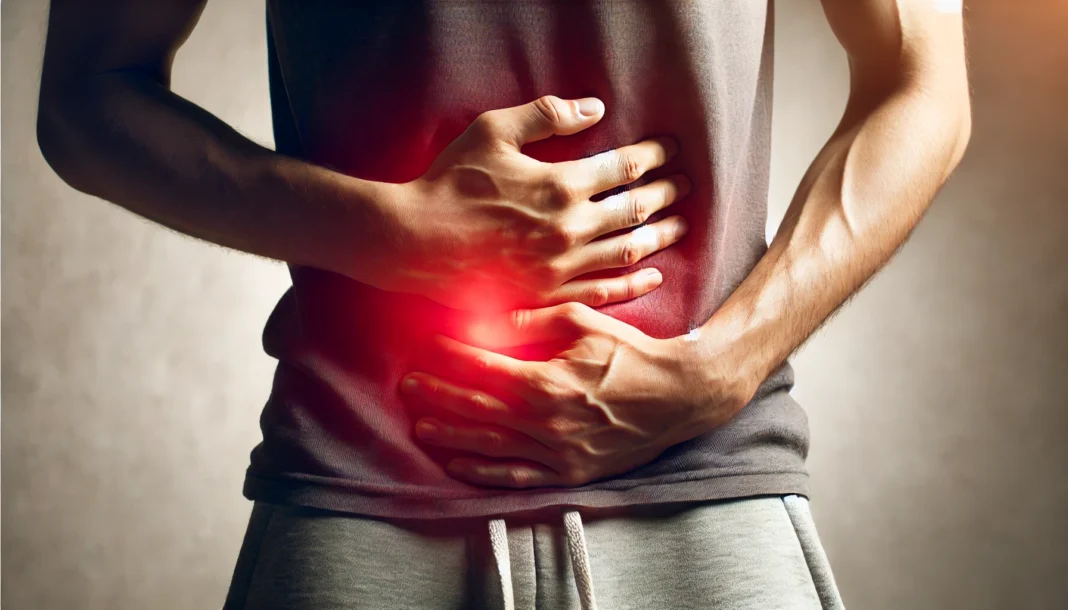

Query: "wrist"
<box><xmin>669</xmin><ymin>325</ymin><xmax>763</xmax><ymax>430</ymax></box>
<box><xmin>262</xmin><ymin>153</ymin><xmax>414</xmax><ymax>285</ymax></box>
<box><xmin>371</xmin><ymin>178</ymin><xmax>438</xmax><ymax>289</ymax></box>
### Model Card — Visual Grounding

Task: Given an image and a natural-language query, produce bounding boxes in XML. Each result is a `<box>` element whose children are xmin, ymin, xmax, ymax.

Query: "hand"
<box><xmin>386</xmin><ymin>95</ymin><xmax>691</xmax><ymax>312</ymax></box>
<box><xmin>398</xmin><ymin>303</ymin><xmax>757</xmax><ymax>488</ymax></box>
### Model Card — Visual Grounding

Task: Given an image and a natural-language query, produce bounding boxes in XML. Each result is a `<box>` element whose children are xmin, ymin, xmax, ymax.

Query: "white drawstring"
<box><xmin>487</xmin><ymin>511</ymin><xmax>598</xmax><ymax>610</ymax></box>
<box><xmin>488</xmin><ymin>517</ymin><xmax>515</xmax><ymax>610</ymax></box>
<box><xmin>563</xmin><ymin>510</ymin><xmax>598</xmax><ymax>610</ymax></box>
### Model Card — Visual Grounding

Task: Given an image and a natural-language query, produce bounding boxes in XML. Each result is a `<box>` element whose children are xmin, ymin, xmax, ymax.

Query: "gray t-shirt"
<box><xmin>245</xmin><ymin>0</ymin><xmax>809</xmax><ymax>518</ymax></box>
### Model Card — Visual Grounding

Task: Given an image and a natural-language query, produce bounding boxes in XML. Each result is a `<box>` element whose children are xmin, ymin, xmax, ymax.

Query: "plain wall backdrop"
<box><xmin>3</xmin><ymin>1</ymin><xmax>1067</xmax><ymax>608</ymax></box>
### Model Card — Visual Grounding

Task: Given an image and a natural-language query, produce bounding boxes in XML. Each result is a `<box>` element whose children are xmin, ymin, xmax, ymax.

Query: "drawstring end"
<box><xmin>564</xmin><ymin>510</ymin><xmax>598</xmax><ymax>610</ymax></box>
<box><xmin>488</xmin><ymin>510</ymin><xmax>598</xmax><ymax>610</ymax></box>
<box><xmin>488</xmin><ymin>517</ymin><xmax>515</xmax><ymax>610</ymax></box>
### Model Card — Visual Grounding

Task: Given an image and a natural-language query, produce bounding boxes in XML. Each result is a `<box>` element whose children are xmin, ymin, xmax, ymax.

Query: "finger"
<box><xmin>461</xmin><ymin>303</ymin><xmax>588</xmax><ymax>349</ymax></box>
<box><xmin>401</xmin><ymin>373</ymin><xmax>517</xmax><ymax>428</ymax></box>
<box><xmin>553</xmin><ymin>137</ymin><xmax>678</xmax><ymax>200</ymax></box>
<box><xmin>415</xmin><ymin>417</ymin><xmax>567</xmax><ymax>473</ymax></box>
<box><xmin>542</xmin><ymin>267</ymin><xmax>664</xmax><ymax>308</ymax></box>
<box><xmin>446</xmin><ymin>458</ymin><xmax>568</xmax><ymax>489</ymax></box>
<box><xmin>481</xmin><ymin>95</ymin><xmax>605</xmax><ymax>148</ymax></box>
<box><xmin>578</xmin><ymin>175</ymin><xmax>691</xmax><ymax>238</ymax></box>
<box><xmin>419</xmin><ymin>335</ymin><xmax>551</xmax><ymax>401</ymax></box>
<box><xmin>567</xmin><ymin>215</ymin><xmax>689</xmax><ymax>277</ymax></box>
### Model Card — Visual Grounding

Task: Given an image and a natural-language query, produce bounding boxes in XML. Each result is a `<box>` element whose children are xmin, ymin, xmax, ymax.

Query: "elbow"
<box><xmin>927</xmin><ymin>72</ymin><xmax>973</xmax><ymax>169</ymax></box>
<box><xmin>949</xmin><ymin>95</ymin><xmax>972</xmax><ymax>168</ymax></box>
<box><xmin>36</xmin><ymin>91</ymin><xmax>98</xmax><ymax>195</ymax></box>
<box><xmin>932</xmin><ymin>90</ymin><xmax>972</xmax><ymax>176</ymax></box>
<box><xmin>37</xmin><ymin>98</ymin><xmax>71</xmax><ymax>178</ymax></box>
<box><xmin>912</xmin><ymin>80</ymin><xmax>973</xmax><ymax>174</ymax></box>
<box><xmin>891</xmin><ymin>72</ymin><xmax>972</xmax><ymax>172</ymax></box>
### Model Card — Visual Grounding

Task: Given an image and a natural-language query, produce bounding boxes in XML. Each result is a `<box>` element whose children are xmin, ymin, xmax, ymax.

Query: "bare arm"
<box><xmin>37</xmin><ymin>0</ymin><xmax>689</xmax><ymax>310</ymax></box>
<box><xmin>36</xmin><ymin>0</ymin><xmax>395</xmax><ymax>276</ymax></box>
<box><xmin>390</xmin><ymin>0</ymin><xmax>973</xmax><ymax>488</ymax></box>
<box><xmin>688</xmin><ymin>0</ymin><xmax>973</xmax><ymax>402</ymax></box>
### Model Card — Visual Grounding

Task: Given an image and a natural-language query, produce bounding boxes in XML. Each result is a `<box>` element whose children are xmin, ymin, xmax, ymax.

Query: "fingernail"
<box><xmin>577</xmin><ymin>97</ymin><xmax>604</xmax><ymax>117</ymax></box>
<box><xmin>416</xmin><ymin>421</ymin><xmax>438</xmax><ymax>440</ymax></box>
<box><xmin>401</xmin><ymin>377</ymin><xmax>420</xmax><ymax>393</ymax></box>
<box><xmin>644</xmin><ymin>268</ymin><xmax>663</xmax><ymax>283</ymax></box>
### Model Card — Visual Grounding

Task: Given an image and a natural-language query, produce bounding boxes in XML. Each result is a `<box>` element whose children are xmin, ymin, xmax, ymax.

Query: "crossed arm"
<box><xmin>38</xmin><ymin>0</ymin><xmax>970</xmax><ymax>489</ymax></box>
<box><xmin>714</xmin><ymin>0</ymin><xmax>972</xmax><ymax>390</ymax></box>
<box><xmin>37</xmin><ymin>1</ymin><xmax>688</xmax><ymax>312</ymax></box>
<box><xmin>398</xmin><ymin>0</ymin><xmax>972</xmax><ymax>488</ymax></box>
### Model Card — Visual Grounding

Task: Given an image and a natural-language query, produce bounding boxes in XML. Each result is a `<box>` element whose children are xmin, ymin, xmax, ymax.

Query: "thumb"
<box><xmin>490</xmin><ymin>95</ymin><xmax>605</xmax><ymax>148</ymax></box>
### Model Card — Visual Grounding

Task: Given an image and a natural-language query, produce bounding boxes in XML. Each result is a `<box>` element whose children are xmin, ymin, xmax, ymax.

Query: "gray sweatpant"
<box><xmin>223</xmin><ymin>495</ymin><xmax>844</xmax><ymax>609</ymax></box>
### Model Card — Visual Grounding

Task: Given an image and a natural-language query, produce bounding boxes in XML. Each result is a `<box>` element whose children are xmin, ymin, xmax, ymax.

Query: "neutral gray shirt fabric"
<box><xmin>244</xmin><ymin>0</ymin><xmax>810</xmax><ymax>519</ymax></box>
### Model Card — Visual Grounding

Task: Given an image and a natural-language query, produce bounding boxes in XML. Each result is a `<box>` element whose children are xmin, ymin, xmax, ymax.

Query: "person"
<box><xmin>37</xmin><ymin>0</ymin><xmax>970</xmax><ymax>608</ymax></box>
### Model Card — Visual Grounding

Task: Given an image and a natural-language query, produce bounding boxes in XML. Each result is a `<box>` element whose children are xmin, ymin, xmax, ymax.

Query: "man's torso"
<box><xmin>244</xmin><ymin>0</ymin><xmax>809</xmax><ymax>519</ymax></box>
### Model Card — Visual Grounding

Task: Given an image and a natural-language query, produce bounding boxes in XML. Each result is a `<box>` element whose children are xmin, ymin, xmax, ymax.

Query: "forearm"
<box><xmin>691</xmin><ymin>83</ymin><xmax>971</xmax><ymax>403</ymax></box>
<box><xmin>37</xmin><ymin>71</ymin><xmax>403</xmax><ymax>281</ymax></box>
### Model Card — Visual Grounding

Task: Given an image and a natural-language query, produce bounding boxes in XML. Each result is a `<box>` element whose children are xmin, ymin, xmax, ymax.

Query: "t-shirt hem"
<box><xmin>242</xmin><ymin>471</ymin><xmax>811</xmax><ymax>520</ymax></box>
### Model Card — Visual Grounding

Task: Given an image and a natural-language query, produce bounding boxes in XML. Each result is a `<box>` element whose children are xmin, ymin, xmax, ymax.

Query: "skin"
<box><xmin>37</xmin><ymin>0</ymin><xmax>971</xmax><ymax>490</ymax></box>
<box><xmin>37</xmin><ymin>1</ymin><xmax>688</xmax><ymax>312</ymax></box>
<box><xmin>397</xmin><ymin>105</ymin><xmax>689</xmax><ymax>312</ymax></box>
<box><xmin>402</xmin><ymin>0</ymin><xmax>973</xmax><ymax>488</ymax></box>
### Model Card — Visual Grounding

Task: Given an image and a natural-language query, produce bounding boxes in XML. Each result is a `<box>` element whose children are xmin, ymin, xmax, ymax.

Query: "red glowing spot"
<box><xmin>466</xmin><ymin>319</ymin><xmax>500</xmax><ymax>348</ymax></box>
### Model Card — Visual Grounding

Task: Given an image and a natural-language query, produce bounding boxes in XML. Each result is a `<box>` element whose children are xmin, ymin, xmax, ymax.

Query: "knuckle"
<box><xmin>532</xmin><ymin>95</ymin><xmax>564</xmax><ymax>125</ymax></box>
<box><xmin>546</xmin><ymin>261</ymin><xmax>567</xmax><ymax>286</ymax></box>
<box><xmin>510</xmin><ymin>308</ymin><xmax>533</xmax><ymax>332</ymax></box>
<box><xmin>586</xmin><ymin>284</ymin><xmax>611</xmax><ymax>307</ymax></box>
<box><xmin>482</xmin><ymin>431</ymin><xmax>505</xmax><ymax>454</ymax></box>
<box><xmin>472</xmin><ymin>356</ymin><xmax>493</xmax><ymax>375</ymax></box>
<box><xmin>564</xmin><ymin>466</ymin><xmax>591</xmax><ymax>487</ymax></box>
<box><xmin>547</xmin><ymin>177</ymin><xmax>578</xmax><ymax>205</ymax></box>
<box><xmin>529</xmin><ymin>371</ymin><xmax>557</xmax><ymax>397</ymax></box>
<box><xmin>545</xmin><ymin>416</ymin><xmax>576</xmax><ymax>438</ymax></box>
<box><xmin>560</xmin><ymin>446</ymin><xmax>583</xmax><ymax>469</ymax></box>
<box><xmin>517</xmin><ymin>225</ymin><xmax>552</xmax><ymax>253</ymax></box>
<box><xmin>532</xmin><ymin>260</ymin><xmax>564</xmax><ymax>288</ymax></box>
<box><xmin>471</xmin><ymin>111</ymin><xmax>503</xmax><ymax>139</ymax></box>
<box><xmin>521</xmin><ymin>223</ymin><xmax>574</xmax><ymax>261</ymax></box>
<box><xmin>548</xmin><ymin>220</ymin><xmax>577</xmax><ymax>250</ymax></box>
<box><xmin>620</xmin><ymin>240</ymin><xmax>643</xmax><ymax>266</ymax></box>
<box><xmin>559</xmin><ymin>301</ymin><xmax>589</xmax><ymax>324</ymax></box>
<box><xmin>469</xmin><ymin>392</ymin><xmax>491</xmax><ymax>410</ymax></box>
<box><xmin>558</xmin><ymin>445</ymin><xmax>598</xmax><ymax>485</ymax></box>
<box><xmin>506</xmin><ymin>468</ymin><xmax>532</xmax><ymax>487</ymax></box>
<box><xmin>618</xmin><ymin>154</ymin><xmax>644</xmax><ymax>183</ymax></box>
<box><xmin>628</xmin><ymin>193</ymin><xmax>648</xmax><ymax>225</ymax></box>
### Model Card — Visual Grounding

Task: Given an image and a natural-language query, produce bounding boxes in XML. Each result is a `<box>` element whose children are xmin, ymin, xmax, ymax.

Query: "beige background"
<box><xmin>3</xmin><ymin>1</ymin><xmax>1067</xmax><ymax>608</ymax></box>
